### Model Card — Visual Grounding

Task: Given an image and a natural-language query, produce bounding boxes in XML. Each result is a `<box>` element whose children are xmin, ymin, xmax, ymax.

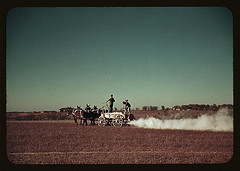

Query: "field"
<box><xmin>7</xmin><ymin>120</ymin><xmax>233</xmax><ymax>164</ymax></box>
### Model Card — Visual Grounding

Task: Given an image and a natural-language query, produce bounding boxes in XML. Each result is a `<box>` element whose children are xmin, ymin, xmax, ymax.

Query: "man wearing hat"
<box><xmin>106</xmin><ymin>94</ymin><xmax>115</xmax><ymax>113</ymax></box>
<box><xmin>123</xmin><ymin>99</ymin><xmax>131</xmax><ymax>117</ymax></box>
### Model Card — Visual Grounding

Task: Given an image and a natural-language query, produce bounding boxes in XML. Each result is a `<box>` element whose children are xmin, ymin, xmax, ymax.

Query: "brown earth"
<box><xmin>6</xmin><ymin>120</ymin><xmax>233</xmax><ymax>164</ymax></box>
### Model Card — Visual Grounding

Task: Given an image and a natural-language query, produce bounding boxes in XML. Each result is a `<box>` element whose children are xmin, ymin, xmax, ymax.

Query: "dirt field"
<box><xmin>7</xmin><ymin>120</ymin><xmax>233</xmax><ymax>164</ymax></box>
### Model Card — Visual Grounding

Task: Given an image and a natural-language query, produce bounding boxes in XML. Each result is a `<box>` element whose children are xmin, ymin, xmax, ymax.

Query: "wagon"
<box><xmin>98</xmin><ymin>112</ymin><xmax>130</xmax><ymax>127</ymax></box>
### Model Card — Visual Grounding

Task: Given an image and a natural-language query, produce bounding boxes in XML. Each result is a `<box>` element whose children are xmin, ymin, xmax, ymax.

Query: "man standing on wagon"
<box><xmin>106</xmin><ymin>94</ymin><xmax>115</xmax><ymax>113</ymax></box>
<box><xmin>123</xmin><ymin>99</ymin><xmax>131</xmax><ymax>119</ymax></box>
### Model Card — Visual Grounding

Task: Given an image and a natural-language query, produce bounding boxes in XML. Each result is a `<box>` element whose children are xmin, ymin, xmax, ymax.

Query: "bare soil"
<box><xmin>7</xmin><ymin>121</ymin><xmax>233</xmax><ymax>164</ymax></box>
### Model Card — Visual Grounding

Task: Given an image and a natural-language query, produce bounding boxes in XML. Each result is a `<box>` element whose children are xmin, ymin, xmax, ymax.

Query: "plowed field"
<box><xmin>7</xmin><ymin>121</ymin><xmax>233</xmax><ymax>164</ymax></box>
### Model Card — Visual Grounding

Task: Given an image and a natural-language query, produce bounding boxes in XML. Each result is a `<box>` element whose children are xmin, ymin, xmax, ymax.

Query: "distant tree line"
<box><xmin>7</xmin><ymin>104</ymin><xmax>233</xmax><ymax>120</ymax></box>
<box><xmin>7</xmin><ymin>112</ymin><xmax>70</xmax><ymax>121</ymax></box>
<box><xmin>141</xmin><ymin>104</ymin><xmax>233</xmax><ymax>111</ymax></box>
<box><xmin>171</xmin><ymin>104</ymin><xmax>233</xmax><ymax>111</ymax></box>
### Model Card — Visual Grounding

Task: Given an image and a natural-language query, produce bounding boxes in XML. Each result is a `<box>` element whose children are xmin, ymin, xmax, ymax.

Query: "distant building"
<box><xmin>142</xmin><ymin>106</ymin><xmax>158</xmax><ymax>110</ymax></box>
<box><xmin>59</xmin><ymin>107</ymin><xmax>73</xmax><ymax>112</ymax></box>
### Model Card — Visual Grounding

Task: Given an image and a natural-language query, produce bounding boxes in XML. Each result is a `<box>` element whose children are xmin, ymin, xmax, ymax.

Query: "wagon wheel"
<box><xmin>98</xmin><ymin>117</ymin><xmax>106</xmax><ymax>126</ymax></box>
<box><xmin>113</xmin><ymin>116</ymin><xmax>123</xmax><ymax>127</ymax></box>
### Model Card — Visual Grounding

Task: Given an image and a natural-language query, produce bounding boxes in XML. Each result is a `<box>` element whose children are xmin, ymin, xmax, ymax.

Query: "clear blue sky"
<box><xmin>6</xmin><ymin>7</ymin><xmax>233</xmax><ymax>112</ymax></box>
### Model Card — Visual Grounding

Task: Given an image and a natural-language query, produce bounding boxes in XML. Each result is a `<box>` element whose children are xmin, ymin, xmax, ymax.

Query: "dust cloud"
<box><xmin>129</xmin><ymin>108</ymin><xmax>233</xmax><ymax>131</ymax></box>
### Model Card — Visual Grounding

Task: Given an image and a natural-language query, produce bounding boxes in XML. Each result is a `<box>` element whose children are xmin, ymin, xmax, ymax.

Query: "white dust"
<box><xmin>129</xmin><ymin>108</ymin><xmax>233</xmax><ymax>131</ymax></box>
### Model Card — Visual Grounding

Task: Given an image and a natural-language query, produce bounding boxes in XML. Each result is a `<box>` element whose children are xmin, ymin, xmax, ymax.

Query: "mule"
<box><xmin>67</xmin><ymin>106</ymin><xmax>83</xmax><ymax>125</ymax></box>
<box><xmin>82</xmin><ymin>111</ymin><xmax>101</xmax><ymax>125</ymax></box>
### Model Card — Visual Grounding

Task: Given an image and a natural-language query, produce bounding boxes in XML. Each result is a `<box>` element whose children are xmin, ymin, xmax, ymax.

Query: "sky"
<box><xmin>6</xmin><ymin>7</ymin><xmax>233</xmax><ymax>112</ymax></box>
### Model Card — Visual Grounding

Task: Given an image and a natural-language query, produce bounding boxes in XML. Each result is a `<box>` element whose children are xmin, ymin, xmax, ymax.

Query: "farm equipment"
<box><xmin>97</xmin><ymin>101</ymin><xmax>135</xmax><ymax>127</ymax></box>
<box><xmin>98</xmin><ymin>112</ymin><xmax>127</xmax><ymax>127</ymax></box>
<box><xmin>98</xmin><ymin>111</ymin><xmax>135</xmax><ymax>127</ymax></box>
<box><xmin>67</xmin><ymin>102</ymin><xmax>135</xmax><ymax>126</ymax></box>
<box><xmin>97</xmin><ymin>100</ymin><xmax>136</xmax><ymax>127</ymax></box>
